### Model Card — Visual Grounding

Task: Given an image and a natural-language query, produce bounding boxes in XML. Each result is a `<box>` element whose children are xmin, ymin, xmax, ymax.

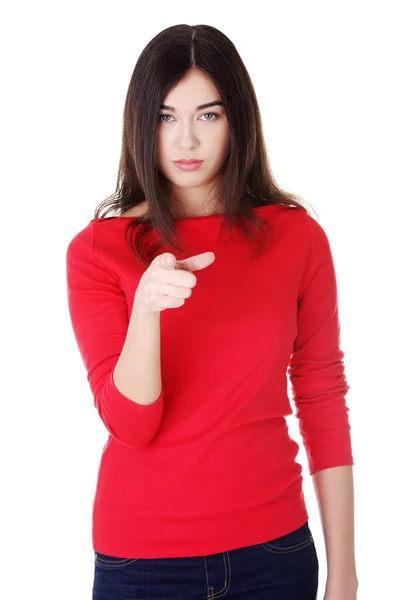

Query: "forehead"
<box><xmin>162</xmin><ymin>69</ymin><xmax>222</xmax><ymax>110</ymax></box>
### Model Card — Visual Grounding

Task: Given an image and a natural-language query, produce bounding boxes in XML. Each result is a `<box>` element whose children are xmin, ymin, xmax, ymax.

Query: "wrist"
<box><xmin>326</xmin><ymin>572</ymin><xmax>359</xmax><ymax>590</ymax></box>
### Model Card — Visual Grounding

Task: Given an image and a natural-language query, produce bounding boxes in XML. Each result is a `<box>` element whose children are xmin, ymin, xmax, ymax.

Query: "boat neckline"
<box><xmin>90</xmin><ymin>203</ymin><xmax>282</xmax><ymax>224</ymax></box>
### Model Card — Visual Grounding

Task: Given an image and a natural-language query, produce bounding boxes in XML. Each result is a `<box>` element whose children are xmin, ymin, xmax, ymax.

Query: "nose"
<box><xmin>176</xmin><ymin>121</ymin><xmax>199</xmax><ymax>150</ymax></box>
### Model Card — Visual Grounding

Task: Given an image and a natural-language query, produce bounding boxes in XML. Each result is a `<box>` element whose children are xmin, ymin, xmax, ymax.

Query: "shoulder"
<box><xmin>274</xmin><ymin>205</ymin><xmax>327</xmax><ymax>243</ymax></box>
<box><xmin>118</xmin><ymin>202</ymin><xmax>148</xmax><ymax>218</ymax></box>
<box><xmin>66</xmin><ymin>220</ymin><xmax>95</xmax><ymax>258</ymax></box>
<box><xmin>261</xmin><ymin>204</ymin><xmax>311</xmax><ymax>240</ymax></box>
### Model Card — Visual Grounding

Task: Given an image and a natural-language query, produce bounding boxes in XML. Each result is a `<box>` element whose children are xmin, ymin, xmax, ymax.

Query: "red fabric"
<box><xmin>66</xmin><ymin>203</ymin><xmax>353</xmax><ymax>558</ymax></box>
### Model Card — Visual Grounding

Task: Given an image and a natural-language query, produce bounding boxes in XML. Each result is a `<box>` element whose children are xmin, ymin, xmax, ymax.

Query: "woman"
<box><xmin>66</xmin><ymin>23</ymin><xmax>358</xmax><ymax>600</ymax></box>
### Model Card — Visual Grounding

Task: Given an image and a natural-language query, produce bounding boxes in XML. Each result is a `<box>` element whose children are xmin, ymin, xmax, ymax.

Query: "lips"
<box><xmin>173</xmin><ymin>159</ymin><xmax>203</xmax><ymax>171</ymax></box>
<box><xmin>174</xmin><ymin>159</ymin><xmax>202</xmax><ymax>164</ymax></box>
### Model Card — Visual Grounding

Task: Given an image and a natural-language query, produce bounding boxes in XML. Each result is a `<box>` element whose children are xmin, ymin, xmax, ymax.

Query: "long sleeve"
<box><xmin>287</xmin><ymin>213</ymin><xmax>354</xmax><ymax>476</ymax></box>
<box><xmin>65</xmin><ymin>222</ymin><xmax>164</xmax><ymax>449</ymax></box>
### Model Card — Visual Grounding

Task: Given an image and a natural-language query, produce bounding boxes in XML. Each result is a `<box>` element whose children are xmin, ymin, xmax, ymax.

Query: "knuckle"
<box><xmin>149</xmin><ymin>269</ymin><xmax>159</xmax><ymax>280</ymax></box>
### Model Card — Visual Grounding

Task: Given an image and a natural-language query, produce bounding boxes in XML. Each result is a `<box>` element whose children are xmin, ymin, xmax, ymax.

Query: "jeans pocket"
<box><xmin>260</xmin><ymin>521</ymin><xmax>314</xmax><ymax>554</ymax></box>
<box><xmin>95</xmin><ymin>552</ymin><xmax>139</xmax><ymax>568</ymax></box>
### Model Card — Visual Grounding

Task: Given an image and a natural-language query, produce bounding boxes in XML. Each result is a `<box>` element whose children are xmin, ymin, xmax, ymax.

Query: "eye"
<box><xmin>158</xmin><ymin>112</ymin><xmax>220</xmax><ymax>123</ymax></box>
<box><xmin>200</xmin><ymin>112</ymin><xmax>220</xmax><ymax>121</ymax></box>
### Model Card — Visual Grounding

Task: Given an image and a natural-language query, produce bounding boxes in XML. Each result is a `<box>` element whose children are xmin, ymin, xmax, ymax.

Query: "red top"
<box><xmin>66</xmin><ymin>203</ymin><xmax>354</xmax><ymax>559</ymax></box>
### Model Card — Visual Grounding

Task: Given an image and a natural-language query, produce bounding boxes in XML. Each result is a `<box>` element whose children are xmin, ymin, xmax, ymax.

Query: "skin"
<box><xmin>121</xmin><ymin>67</ymin><xmax>231</xmax><ymax>219</ymax></box>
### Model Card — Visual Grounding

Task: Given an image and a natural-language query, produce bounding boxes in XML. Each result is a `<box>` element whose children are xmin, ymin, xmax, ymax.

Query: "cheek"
<box><xmin>155</xmin><ymin>133</ymin><xmax>169</xmax><ymax>162</ymax></box>
<box><xmin>214</xmin><ymin>125</ymin><xmax>231</xmax><ymax>155</ymax></box>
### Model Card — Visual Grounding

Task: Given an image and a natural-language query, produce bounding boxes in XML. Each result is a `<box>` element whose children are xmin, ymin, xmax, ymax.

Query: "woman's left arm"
<box><xmin>313</xmin><ymin>465</ymin><xmax>359</xmax><ymax>599</ymax></box>
<box><xmin>287</xmin><ymin>213</ymin><xmax>359</xmax><ymax>599</ymax></box>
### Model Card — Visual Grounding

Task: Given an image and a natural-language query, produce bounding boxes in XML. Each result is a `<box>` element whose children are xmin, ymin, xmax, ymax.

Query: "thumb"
<box><xmin>161</xmin><ymin>253</ymin><xmax>176</xmax><ymax>268</ymax></box>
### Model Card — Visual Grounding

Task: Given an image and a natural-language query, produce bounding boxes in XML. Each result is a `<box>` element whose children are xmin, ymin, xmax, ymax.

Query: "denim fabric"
<box><xmin>92</xmin><ymin>520</ymin><xmax>319</xmax><ymax>599</ymax></box>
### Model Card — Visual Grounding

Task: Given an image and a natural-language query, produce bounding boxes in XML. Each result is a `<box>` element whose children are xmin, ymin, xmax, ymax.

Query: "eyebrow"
<box><xmin>160</xmin><ymin>100</ymin><xmax>224</xmax><ymax>112</ymax></box>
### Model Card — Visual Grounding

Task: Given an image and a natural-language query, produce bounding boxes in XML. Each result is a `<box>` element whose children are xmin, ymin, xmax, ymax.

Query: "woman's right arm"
<box><xmin>112</xmin><ymin>302</ymin><xmax>162</xmax><ymax>407</ymax></box>
<box><xmin>66</xmin><ymin>224</ymin><xmax>164</xmax><ymax>450</ymax></box>
<box><xmin>66</xmin><ymin>222</ymin><xmax>213</xmax><ymax>449</ymax></box>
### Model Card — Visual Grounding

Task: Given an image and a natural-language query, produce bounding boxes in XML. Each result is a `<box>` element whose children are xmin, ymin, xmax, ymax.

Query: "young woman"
<box><xmin>66</xmin><ymin>23</ymin><xmax>358</xmax><ymax>600</ymax></box>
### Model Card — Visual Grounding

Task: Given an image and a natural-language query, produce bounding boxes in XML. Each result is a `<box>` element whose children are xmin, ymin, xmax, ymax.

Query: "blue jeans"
<box><xmin>92</xmin><ymin>520</ymin><xmax>319</xmax><ymax>599</ymax></box>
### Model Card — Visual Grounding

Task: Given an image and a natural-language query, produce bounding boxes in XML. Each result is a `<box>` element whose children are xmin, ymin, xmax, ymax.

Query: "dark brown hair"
<box><xmin>94</xmin><ymin>23</ymin><xmax>314</xmax><ymax>267</ymax></box>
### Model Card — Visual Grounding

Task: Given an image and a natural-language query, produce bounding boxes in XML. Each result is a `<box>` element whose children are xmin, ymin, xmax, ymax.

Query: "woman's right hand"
<box><xmin>134</xmin><ymin>252</ymin><xmax>216</xmax><ymax>313</ymax></box>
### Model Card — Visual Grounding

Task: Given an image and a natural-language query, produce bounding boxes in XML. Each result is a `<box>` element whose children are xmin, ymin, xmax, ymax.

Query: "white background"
<box><xmin>1</xmin><ymin>1</ymin><xmax>399</xmax><ymax>598</ymax></box>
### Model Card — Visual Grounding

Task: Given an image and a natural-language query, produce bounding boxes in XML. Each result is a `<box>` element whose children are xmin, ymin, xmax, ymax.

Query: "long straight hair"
<box><xmin>94</xmin><ymin>24</ymin><xmax>314</xmax><ymax>267</ymax></box>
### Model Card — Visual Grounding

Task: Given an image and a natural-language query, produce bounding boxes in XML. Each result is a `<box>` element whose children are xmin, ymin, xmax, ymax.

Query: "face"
<box><xmin>155</xmin><ymin>68</ymin><xmax>231</xmax><ymax>215</ymax></box>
